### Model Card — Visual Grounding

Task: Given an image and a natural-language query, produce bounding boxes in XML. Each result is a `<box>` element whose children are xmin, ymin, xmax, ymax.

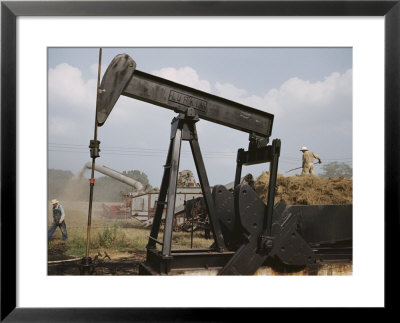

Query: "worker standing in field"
<box><xmin>48</xmin><ymin>199</ymin><xmax>68</xmax><ymax>241</ymax></box>
<box><xmin>300</xmin><ymin>147</ymin><xmax>322</xmax><ymax>175</ymax></box>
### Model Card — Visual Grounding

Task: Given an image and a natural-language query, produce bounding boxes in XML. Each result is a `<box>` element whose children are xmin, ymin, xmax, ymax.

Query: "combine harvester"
<box><xmin>87</xmin><ymin>53</ymin><xmax>352</xmax><ymax>275</ymax></box>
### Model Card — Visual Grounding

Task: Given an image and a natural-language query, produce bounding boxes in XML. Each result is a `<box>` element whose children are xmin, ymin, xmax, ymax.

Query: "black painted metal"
<box><xmin>140</xmin><ymin>248</ymin><xmax>236</xmax><ymax>275</ymax></box>
<box><xmin>146</xmin><ymin>114</ymin><xmax>226</xmax><ymax>265</ymax></box>
<box><xmin>88</xmin><ymin>140</ymin><xmax>100</xmax><ymax>159</ymax></box>
<box><xmin>270</xmin><ymin>203</ymin><xmax>352</xmax><ymax>262</ymax></box>
<box><xmin>142</xmin><ymin>193</ymin><xmax>353</xmax><ymax>275</ymax></box>
<box><xmin>146</xmin><ymin>139</ymin><xmax>173</xmax><ymax>250</ymax></box>
<box><xmin>143</xmin><ymin>130</ymin><xmax>352</xmax><ymax>275</ymax></box>
<box><xmin>312</xmin><ymin>243</ymin><xmax>352</xmax><ymax>261</ymax></box>
<box><xmin>106</xmin><ymin>59</ymin><xmax>275</xmax><ymax>138</ymax></box>
<box><xmin>234</xmin><ymin>149</ymin><xmax>244</xmax><ymax>188</ymax></box>
<box><xmin>218</xmin><ymin>184</ymin><xmax>320</xmax><ymax>275</ymax></box>
<box><xmin>234</xmin><ymin>140</ymin><xmax>277</xmax><ymax>191</ymax></box>
<box><xmin>269</xmin><ymin>209</ymin><xmax>316</xmax><ymax>266</ymax></box>
<box><xmin>264</xmin><ymin>139</ymin><xmax>281</xmax><ymax>237</ymax></box>
<box><xmin>96</xmin><ymin>54</ymin><xmax>136</xmax><ymax>126</ymax></box>
<box><xmin>230</xmin><ymin>139</ymin><xmax>281</xmax><ymax>266</ymax></box>
<box><xmin>237</xmin><ymin>146</ymin><xmax>274</xmax><ymax>166</ymax></box>
<box><xmin>123</xmin><ymin>70</ymin><xmax>274</xmax><ymax>137</ymax></box>
<box><xmin>190</xmin><ymin>130</ymin><xmax>226</xmax><ymax>251</ymax></box>
<box><xmin>216</xmin><ymin>189</ymin><xmax>352</xmax><ymax>273</ymax></box>
<box><xmin>218</xmin><ymin>184</ymin><xmax>268</xmax><ymax>275</ymax></box>
<box><xmin>94</xmin><ymin>51</ymin><xmax>356</xmax><ymax>275</ymax></box>
<box><xmin>216</xmin><ymin>187</ymin><xmax>282</xmax><ymax>273</ymax></box>
<box><xmin>96</xmin><ymin>54</ymin><xmax>274</xmax><ymax>137</ymax></box>
<box><xmin>286</xmin><ymin>204</ymin><xmax>353</xmax><ymax>244</ymax></box>
<box><xmin>161</xmin><ymin>119</ymin><xmax>182</xmax><ymax>257</ymax></box>
<box><xmin>212</xmin><ymin>185</ymin><xmax>239</xmax><ymax>250</ymax></box>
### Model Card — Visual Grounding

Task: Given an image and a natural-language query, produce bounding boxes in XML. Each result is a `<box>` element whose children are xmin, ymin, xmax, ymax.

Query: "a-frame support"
<box><xmin>146</xmin><ymin>113</ymin><xmax>226</xmax><ymax>258</ymax></box>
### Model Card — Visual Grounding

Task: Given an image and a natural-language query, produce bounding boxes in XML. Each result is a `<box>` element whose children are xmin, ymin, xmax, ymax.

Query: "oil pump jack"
<box><xmin>92</xmin><ymin>53</ymin><xmax>352</xmax><ymax>275</ymax></box>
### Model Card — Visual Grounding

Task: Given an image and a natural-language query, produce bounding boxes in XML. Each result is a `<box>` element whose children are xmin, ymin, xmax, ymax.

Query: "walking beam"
<box><xmin>96</xmin><ymin>54</ymin><xmax>274</xmax><ymax>139</ymax></box>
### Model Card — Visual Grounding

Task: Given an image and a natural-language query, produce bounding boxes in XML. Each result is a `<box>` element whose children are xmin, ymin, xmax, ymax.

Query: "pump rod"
<box><xmin>85</xmin><ymin>48</ymin><xmax>102</xmax><ymax>258</ymax></box>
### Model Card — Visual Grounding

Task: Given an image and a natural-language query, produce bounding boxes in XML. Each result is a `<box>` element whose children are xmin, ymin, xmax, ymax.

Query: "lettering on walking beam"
<box><xmin>240</xmin><ymin>112</ymin><xmax>266</xmax><ymax>130</ymax></box>
<box><xmin>168</xmin><ymin>90</ymin><xmax>207</xmax><ymax>113</ymax></box>
<box><xmin>239</xmin><ymin>111</ymin><xmax>251</xmax><ymax>120</ymax></box>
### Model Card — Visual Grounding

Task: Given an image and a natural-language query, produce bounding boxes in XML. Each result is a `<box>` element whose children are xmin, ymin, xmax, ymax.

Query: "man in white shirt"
<box><xmin>300</xmin><ymin>147</ymin><xmax>322</xmax><ymax>175</ymax></box>
<box><xmin>48</xmin><ymin>199</ymin><xmax>68</xmax><ymax>241</ymax></box>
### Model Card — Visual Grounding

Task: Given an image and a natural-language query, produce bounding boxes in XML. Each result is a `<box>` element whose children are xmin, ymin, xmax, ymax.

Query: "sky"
<box><xmin>48</xmin><ymin>47</ymin><xmax>352</xmax><ymax>187</ymax></box>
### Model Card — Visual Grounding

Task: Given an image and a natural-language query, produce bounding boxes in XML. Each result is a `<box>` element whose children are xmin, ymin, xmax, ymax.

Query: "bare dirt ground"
<box><xmin>48</xmin><ymin>241</ymin><xmax>73</xmax><ymax>261</ymax></box>
<box><xmin>48</xmin><ymin>248</ymin><xmax>147</xmax><ymax>275</ymax></box>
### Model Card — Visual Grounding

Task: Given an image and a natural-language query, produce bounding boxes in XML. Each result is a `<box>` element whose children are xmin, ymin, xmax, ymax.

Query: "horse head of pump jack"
<box><xmin>96</xmin><ymin>54</ymin><xmax>137</xmax><ymax>126</ymax></box>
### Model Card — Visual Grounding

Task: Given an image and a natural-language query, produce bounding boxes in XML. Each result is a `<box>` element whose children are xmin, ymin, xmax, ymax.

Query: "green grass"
<box><xmin>171</xmin><ymin>231</ymin><xmax>213</xmax><ymax>249</ymax></box>
<box><xmin>48</xmin><ymin>205</ymin><xmax>214</xmax><ymax>258</ymax></box>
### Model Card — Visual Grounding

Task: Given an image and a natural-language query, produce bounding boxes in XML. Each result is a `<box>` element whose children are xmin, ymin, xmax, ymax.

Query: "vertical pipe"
<box><xmin>85</xmin><ymin>48</ymin><xmax>102</xmax><ymax>258</ymax></box>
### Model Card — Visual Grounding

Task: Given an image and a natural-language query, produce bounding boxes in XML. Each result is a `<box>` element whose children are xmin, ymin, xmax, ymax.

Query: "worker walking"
<box><xmin>48</xmin><ymin>199</ymin><xmax>68</xmax><ymax>241</ymax></box>
<box><xmin>300</xmin><ymin>147</ymin><xmax>322</xmax><ymax>175</ymax></box>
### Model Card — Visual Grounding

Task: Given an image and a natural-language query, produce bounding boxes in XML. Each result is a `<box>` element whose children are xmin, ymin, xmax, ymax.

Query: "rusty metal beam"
<box><xmin>122</xmin><ymin>69</ymin><xmax>274</xmax><ymax>138</ymax></box>
<box><xmin>96</xmin><ymin>54</ymin><xmax>274</xmax><ymax>138</ymax></box>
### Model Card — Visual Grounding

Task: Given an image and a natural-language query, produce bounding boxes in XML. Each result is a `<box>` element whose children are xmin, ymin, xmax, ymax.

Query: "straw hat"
<box><xmin>50</xmin><ymin>199</ymin><xmax>59</xmax><ymax>205</ymax></box>
<box><xmin>300</xmin><ymin>146</ymin><xmax>308</xmax><ymax>151</ymax></box>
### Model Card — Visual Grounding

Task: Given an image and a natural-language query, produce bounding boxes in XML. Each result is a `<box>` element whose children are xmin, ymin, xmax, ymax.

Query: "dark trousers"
<box><xmin>48</xmin><ymin>220</ymin><xmax>68</xmax><ymax>241</ymax></box>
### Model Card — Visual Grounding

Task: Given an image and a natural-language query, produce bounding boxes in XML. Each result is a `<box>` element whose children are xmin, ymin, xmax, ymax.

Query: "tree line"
<box><xmin>319</xmin><ymin>161</ymin><xmax>352</xmax><ymax>179</ymax></box>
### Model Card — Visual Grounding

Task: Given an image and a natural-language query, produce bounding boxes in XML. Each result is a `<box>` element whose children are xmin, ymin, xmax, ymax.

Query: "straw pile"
<box><xmin>254</xmin><ymin>172</ymin><xmax>352</xmax><ymax>205</ymax></box>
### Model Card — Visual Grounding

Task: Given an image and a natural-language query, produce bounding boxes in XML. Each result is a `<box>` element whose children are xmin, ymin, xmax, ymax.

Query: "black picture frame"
<box><xmin>1</xmin><ymin>0</ymin><xmax>398</xmax><ymax>321</ymax></box>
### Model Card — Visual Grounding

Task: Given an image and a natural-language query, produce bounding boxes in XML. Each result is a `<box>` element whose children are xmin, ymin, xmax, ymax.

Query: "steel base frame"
<box><xmin>139</xmin><ymin>248</ymin><xmax>235</xmax><ymax>275</ymax></box>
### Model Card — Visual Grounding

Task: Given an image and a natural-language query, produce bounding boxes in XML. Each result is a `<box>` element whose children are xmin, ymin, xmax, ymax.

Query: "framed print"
<box><xmin>1</xmin><ymin>0</ymin><xmax>398</xmax><ymax>321</ymax></box>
